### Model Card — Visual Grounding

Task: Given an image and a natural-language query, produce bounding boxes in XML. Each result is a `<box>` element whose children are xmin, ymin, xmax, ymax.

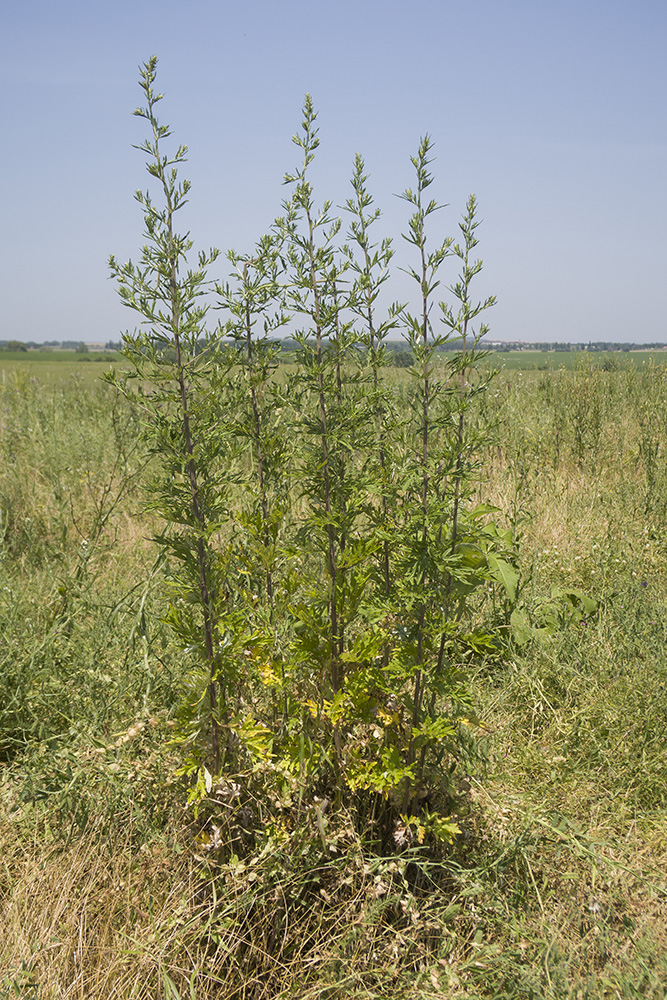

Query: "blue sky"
<box><xmin>1</xmin><ymin>0</ymin><xmax>665</xmax><ymax>344</ymax></box>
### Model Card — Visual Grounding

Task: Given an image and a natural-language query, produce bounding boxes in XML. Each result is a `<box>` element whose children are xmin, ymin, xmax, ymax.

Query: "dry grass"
<box><xmin>0</xmin><ymin>818</ymin><xmax>198</xmax><ymax>998</ymax></box>
<box><xmin>2</xmin><ymin>784</ymin><xmax>666</xmax><ymax>999</ymax></box>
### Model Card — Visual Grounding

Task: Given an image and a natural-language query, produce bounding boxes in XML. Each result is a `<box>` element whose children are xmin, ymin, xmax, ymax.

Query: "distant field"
<box><xmin>3</xmin><ymin>348</ymin><xmax>667</xmax><ymax>386</ymax></box>
<box><xmin>483</xmin><ymin>348</ymin><xmax>667</xmax><ymax>370</ymax></box>
<box><xmin>0</xmin><ymin>350</ymin><xmax>124</xmax><ymax>384</ymax></box>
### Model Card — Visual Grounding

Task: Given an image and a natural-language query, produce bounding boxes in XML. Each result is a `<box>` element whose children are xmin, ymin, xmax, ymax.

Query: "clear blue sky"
<box><xmin>1</xmin><ymin>0</ymin><xmax>665</xmax><ymax>344</ymax></box>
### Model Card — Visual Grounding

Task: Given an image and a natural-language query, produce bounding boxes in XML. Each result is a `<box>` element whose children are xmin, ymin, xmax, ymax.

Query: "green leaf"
<box><xmin>487</xmin><ymin>554</ymin><xmax>519</xmax><ymax>602</ymax></box>
<box><xmin>552</xmin><ymin>587</ymin><xmax>597</xmax><ymax>615</ymax></box>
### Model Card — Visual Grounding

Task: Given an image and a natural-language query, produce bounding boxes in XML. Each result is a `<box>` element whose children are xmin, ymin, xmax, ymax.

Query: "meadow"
<box><xmin>1</xmin><ymin>354</ymin><xmax>666</xmax><ymax>999</ymax></box>
<box><xmin>4</xmin><ymin>346</ymin><xmax>667</xmax><ymax>383</ymax></box>
<box><xmin>484</xmin><ymin>349</ymin><xmax>667</xmax><ymax>371</ymax></box>
<box><xmin>0</xmin><ymin>352</ymin><xmax>122</xmax><ymax>390</ymax></box>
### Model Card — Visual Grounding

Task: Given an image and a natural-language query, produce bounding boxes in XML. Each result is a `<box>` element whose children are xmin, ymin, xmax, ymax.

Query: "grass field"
<box><xmin>1</xmin><ymin>356</ymin><xmax>667</xmax><ymax>998</ymax></box>
<box><xmin>485</xmin><ymin>349</ymin><xmax>667</xmax><ymax>371</ymax></box>
<box><xmin>3</xmin><ymin>346</ymin><xmax>667</xmax><ymax>382</ymax></box>
<box><xmin>0</xmin><ymin>350</ymin><xmax>122</xmax><ymax>384</ymax></box>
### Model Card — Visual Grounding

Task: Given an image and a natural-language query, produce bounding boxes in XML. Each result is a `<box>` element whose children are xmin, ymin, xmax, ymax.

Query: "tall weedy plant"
<box><xmin>395</xmin><ymin>137</ymin><xmax>455</xmax><ymax>806</ymax></box>
<box><xmin>436</xmin><ymin>194</ymin><xmax>498</xmax><ymax>663</ymax></box>
<box><xmin>217</xmin><ymin>237</ymin><xmax>293</xmax><ymax>726</ymax></box>
<box><xmin>278</xmin><ymin>99</ymin><xmax>400</xmax><ymax>797</ymax></box>
<box><xmin>107</xmin><ymin>57</ymin><xmax>229</xmax><ymax>770</ymax></box>
<box><xmin>280</xmin><ymin>98</ymin><xmax>357</xmax><ymax>708</ymax></box>
<box><xmin>378</xmin><ymin>143</ymin><xmax>506</xmax><ymax>816</ymax></box>
<box><xmin>109</xmin><ymin>61</ymin><xmax>512</xmax><ymax>849</ymax></box>
<box><xmin>343</xmin><ymin>155</ymin><xmax>400</xmax><ymax>601</ymax></box>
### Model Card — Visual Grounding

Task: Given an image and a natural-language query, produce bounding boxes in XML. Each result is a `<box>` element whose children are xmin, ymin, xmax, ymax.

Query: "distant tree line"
<box><xmin>1</xmin><ymin>337</ymin><xmax>666</xmax><ymax>358</ymax></box>
<box><xmin>503</xmin><ymin>341</ymin><xmax>667</xmax><ymax>353</ymax></box>
<box><xmin>0</xmin><ymin>340</ymin><xmax>122</xmax><ymax>351</ymax></box>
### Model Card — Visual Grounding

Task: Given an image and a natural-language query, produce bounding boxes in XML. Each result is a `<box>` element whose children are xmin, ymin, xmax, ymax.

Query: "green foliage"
<box><xmin>100</xmin><ymin>65</ymin><xmax>521</xmax><ymax>845</ymax></box>
<box><xmin>106</xmin><ymin>56</ymin><xmax>232</xmax><ymax>770</ymax></box>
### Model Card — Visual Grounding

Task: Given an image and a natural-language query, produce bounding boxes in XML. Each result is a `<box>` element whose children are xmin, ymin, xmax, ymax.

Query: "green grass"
<box><xmin>5</xmin><ymin>347</ymin><xmax>666</xmax><ymax>383</ymax></box>
<box><xmin>0</xmin><ymin>350</ymin><xmax>124</xmax><ymax>384</ymax></box>
<box><xmin>1</xmin><ymin>362</ymin><xmax>667</xmax><ymax>998</ymax></box>
<box><xmin>484</xmin><ymin>348</ymin><xmax>667</xmax><ymax>371</ymax></box>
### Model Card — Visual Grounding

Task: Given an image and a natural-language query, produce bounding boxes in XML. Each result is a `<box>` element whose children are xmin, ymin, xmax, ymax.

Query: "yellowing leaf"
<box><xmin>258</xmin><ymin>661</ymin><xmax>281</xmax><ymax>687</ymax></box>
